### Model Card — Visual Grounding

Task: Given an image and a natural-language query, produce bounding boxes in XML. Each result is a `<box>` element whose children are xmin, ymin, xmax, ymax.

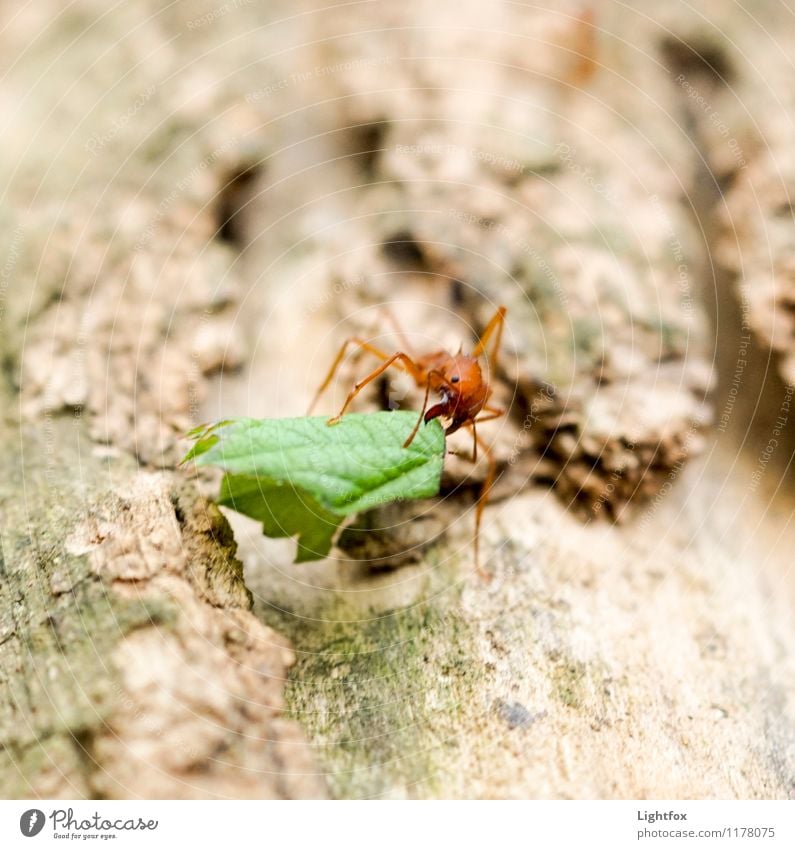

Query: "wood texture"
<box><xmin>1</xmin><ymin>0</ymin><xmax>794</xmax><ymax>799</ymax></box>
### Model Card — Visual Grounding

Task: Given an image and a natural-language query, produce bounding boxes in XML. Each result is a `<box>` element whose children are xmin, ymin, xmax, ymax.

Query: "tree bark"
<box><xmin>1</xmin><ymin>0</ymin><xmax>794</xmax><ymax>800</ymax></box>
<box><xmin>0</xmin><ymin>0</ymin><xmax>326</xmax><ymax>799</ymax></box>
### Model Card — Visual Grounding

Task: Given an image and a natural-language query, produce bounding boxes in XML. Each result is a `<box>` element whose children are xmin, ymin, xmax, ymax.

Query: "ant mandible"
<box><xmin>308</xmin><ymin>305</ymin><xmax>507</xmax><ymax>577</ymax></box>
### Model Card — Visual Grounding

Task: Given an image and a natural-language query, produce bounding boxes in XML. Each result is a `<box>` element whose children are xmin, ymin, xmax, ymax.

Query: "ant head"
<box><xmin>424</xmin><ymin>354</ymin><xmax>487</xmax><ymax>426</ymax></box>
<box><xmin>440</xmin><ymin>354</ymin><xmax>482</xmax><ymax>393</ymax></box>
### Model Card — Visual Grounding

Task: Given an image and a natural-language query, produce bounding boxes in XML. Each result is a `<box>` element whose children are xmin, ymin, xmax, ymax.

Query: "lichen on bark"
<box><xmin>2</xmin><ymin>0</ymin><xmax>795</xmax><ymax>802</ymax></box>
<box><xmin>0</xmin><ymin>414</ymin><xmax>325</xmax><ymax>798</ymax></box>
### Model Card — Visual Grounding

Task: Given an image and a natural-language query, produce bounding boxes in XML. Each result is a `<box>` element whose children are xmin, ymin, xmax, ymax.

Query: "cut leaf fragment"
<box><xmin>217</xmin><ymin>473</ymin><xmax>342</xmax><ymax>562</ymax></box>
<box><xmin>183</xmin><ymin>413</ymin><xmax>446</xmax><ymax>561</ymax></box>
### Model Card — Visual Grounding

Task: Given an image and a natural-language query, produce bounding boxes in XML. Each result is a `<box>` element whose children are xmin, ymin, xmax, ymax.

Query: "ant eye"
<box><xmin>451</xmin><ymin>375</ymin><xmax>460</xmax><ymax>383</ymax></box>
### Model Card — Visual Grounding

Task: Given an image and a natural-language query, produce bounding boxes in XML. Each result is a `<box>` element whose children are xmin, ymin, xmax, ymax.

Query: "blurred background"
<box><xmin>1</xmin><ymin>0</ymin><xmax>794</xmax><ymax>800</ymax></box>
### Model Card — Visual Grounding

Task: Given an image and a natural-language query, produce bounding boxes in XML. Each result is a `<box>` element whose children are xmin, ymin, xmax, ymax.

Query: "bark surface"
<box><xmin>1</xmin><ymin>0</ymin><xmax>794</xmax><ymax>799</ymax></box>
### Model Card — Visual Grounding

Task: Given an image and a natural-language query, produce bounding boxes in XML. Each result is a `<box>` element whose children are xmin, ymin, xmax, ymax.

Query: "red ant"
<box><xmin>308</xmin><ymin>305</ymin><xmax>507</xmax><ymax>577</ymax></box>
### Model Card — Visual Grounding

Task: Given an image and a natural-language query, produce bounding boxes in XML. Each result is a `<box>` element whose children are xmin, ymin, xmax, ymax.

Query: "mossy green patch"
<box><xmin>549</xmin><ymin>655</ymin><xmax>588</xmax><ymax>709</ymax></box>
<box><xmin>267</xmin><ymin>593</ymin><xmax>483</xmax><ymax>799</ymax></box>
<box><xmin>0</xmin><ymin>416</ymin><xmax>178</xmax><ymax>796</ymax></box>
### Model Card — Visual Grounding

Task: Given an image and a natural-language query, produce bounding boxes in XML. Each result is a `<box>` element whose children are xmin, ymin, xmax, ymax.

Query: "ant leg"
<box><xmin>450</xmin><ymin>405</ymin><xmax>505</xmax><ymax>462</ymax></box>
<box><xmin>403</xmin><ymin>380</ymin><xmax>433</xmax><ymax>449</ymax></box>
<box><xmin>308</xmin><ymin>337</ymin><xmax>401</xmax><ymax>415</ymax></box>
<box><xmin>403</xmin><ymin>368</ymin><xmax>453</xmax><ymax>448</ymax></box>
<box><xmin>473</xmin><ymin>405</ymin><xmax>505</xmax><ymax>424</ymax></box>
<box><xmin>458</xmin><ymin>420</ymin><xmax>498</xmax><ymax>579</ymax></box>
<box><xmin>377</xmin><ymin>305</ymin><xmax>416</xmax><ymax>356</ymax></box>
<box><xmin>472</xmin><ymin>427</ymin><xmax>497</xmax><ymax>581</ymax></box>
<box><xmin>405</xmin><ymin>368</ymin><xmax>453</xmax><ymax>448</ymax></box>
<box><xmin>472</xmin><ymin>305</ymin><xmax>506</xmax><ymax>374</ymax></box>
<box><xmin>471</xmin><ymin>406</ymin><xmax>505</xmax><ymax>570</ymax></box>
<box><xmin>568</xmin><ymin>7</ymin><xmax>598</xmax><ymax>87</ymax></box>
<box><xmin>328</xmin><ymin>352</ymin><xmax>424</xmax><ymax>425</ymax></box>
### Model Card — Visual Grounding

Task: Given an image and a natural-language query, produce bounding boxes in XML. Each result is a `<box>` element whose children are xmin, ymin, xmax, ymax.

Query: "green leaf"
<box><xmin>217</xmin><ymin>473</ymin><xmax>342</xmax><ymax>562</ymax></box>
<box><xmin>180</xmin><ymin>420</ymin><xmax>235</xmax><ymax>462</ymax></box>
<box><xmin>184</xmin><ymin>413</ymin><xmax>445</xmax><ymax>561</ymax></box>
